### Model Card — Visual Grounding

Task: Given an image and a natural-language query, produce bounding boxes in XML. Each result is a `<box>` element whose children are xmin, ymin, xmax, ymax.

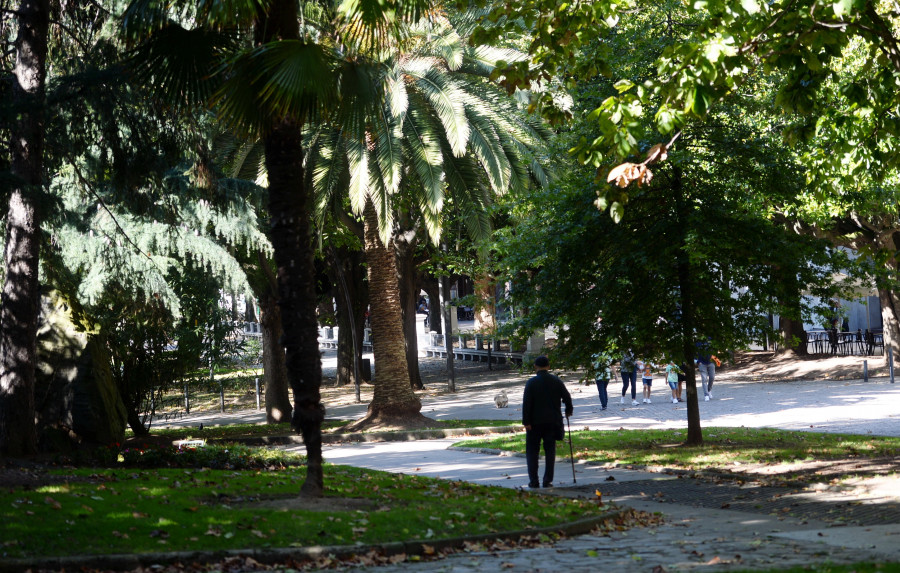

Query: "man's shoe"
<box><xmin>704</xmin><ymin>395</ymin><xmax>710</xmax><ymax>401</ymax></box>
<box><xmin>601</xmin><ymin>406</ymin><xmax>607</xmax><ymax>410</ymax></box>
<box><xmin>543</xmin><ymin>483</ymin><xmax>553</xmax><ymax>488</ymax></box>
<box><xmin>528</xmin><ymin>482</ymin><xmax>540</xmax><ymax>489</ymax></box>
<box><xmin>631</xmin><ymin>400</ymin><xmax>639</xmax><ymax>406</ymax></box>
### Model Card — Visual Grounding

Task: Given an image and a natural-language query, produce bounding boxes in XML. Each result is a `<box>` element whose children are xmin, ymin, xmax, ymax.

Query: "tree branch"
<box><xmin>68</xmin><ymin>159</ymin><xmax>156</xmax><ymax>263</ymax></box>
<box><xmin>49</xmin><ymin>19</ymin><xmax>88</xmax><ymax>51</ymax></box>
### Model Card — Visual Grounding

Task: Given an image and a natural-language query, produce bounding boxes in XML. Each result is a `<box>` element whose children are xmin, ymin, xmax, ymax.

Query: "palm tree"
<box><xmin>122</xmin><ymin>0</ymin><xmax>436</xmax><ymax>494</ymax></box>
<box><xmin>308</xmin><ymin>10</ymin><xmax>550</xmax><ymax>429</ymax></box>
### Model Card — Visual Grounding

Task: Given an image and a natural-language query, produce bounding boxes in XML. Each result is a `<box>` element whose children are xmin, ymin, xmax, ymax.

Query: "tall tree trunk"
<box><xmin>330</xmin><ymin>246</ymin><xmax>367</xmax><ymax>388</ymax></box>
<box><xmin>395</xmin><ymin>230</ymin><xmax>423</xmax><ymax>390</ymax></box>
<box><xmin>259</xmin><ymin>289</ymin><xmax>292</xmax><ymax>423</ymax></box>
<box><xmin>776</xmin><ymin>264</ymin><xmax>807</xmax><ymax>356</ymax></box>
<box><xmin>347</xmin><ymin>200</ymin><xmax>427</xmax><ymax>429</ymax></box>
<box><xmin>0</xmin><ymin>0</ymin><xmax>48</xmax><ymax>456</ymax></box>
<box><xmin>244</xmin><ymin>296</ymin><xmax>258</xmax><ymax>323</ymax></box>
<box><xmin>673</xmin><ymin>167</ymin><xmax>703</xmax><ymax>446</ymax></box>
<box><xmin>474</xmin><ymin>272</ymin><xmax>497</xmax><ymax>332</ymax></box>
<box><xmin>264</xmin><ymin>121</ymin><xmax>324</xmax><ymax>495</ymax></box>
<box><xmin>878</xmin><ymin>231</ymin><xmax>900</xmax><ymax>362</ymax></box>
<box><xmin>421</xmin><ymin>273</ymin><xmax>442</xmax><ymax>335</ymax></box>
<box><xmin>257</xmin><ymin>0</ymin><xmax>324</xmax><ymax>496</ymax></box>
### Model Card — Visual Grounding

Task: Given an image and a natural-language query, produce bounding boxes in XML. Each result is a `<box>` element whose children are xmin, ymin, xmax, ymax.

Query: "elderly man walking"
<box><xmin>522</xmin><ymin>355</ymin><xmax>573</xmax><ymax>489</ymax></box>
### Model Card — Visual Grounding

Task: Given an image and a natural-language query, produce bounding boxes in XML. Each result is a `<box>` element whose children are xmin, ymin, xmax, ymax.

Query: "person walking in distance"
<box><xmin>620</xmin><ymin>349</ymin><xmax>638</xmax><ymax>406</ymax></box>
<box><xmin>522</xmin><ymin>356</ymin><xmax>574</xmax><ymax>488</ymax></box>
<box><xmin>696</xmin><ymin>339</ymin><xmax>716</xmax><ymax>401</ymax></box>
<box><xmin>592</xmin><ymin>352</ymin><xmax>612</xmax><ymax>410</ymax></box>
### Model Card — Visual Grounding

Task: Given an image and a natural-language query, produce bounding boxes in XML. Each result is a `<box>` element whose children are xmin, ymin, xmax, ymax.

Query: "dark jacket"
<box><xmin>522</xmin><ymin>370</ymin><xmax>574</xmax><ymax>427</ymax></box>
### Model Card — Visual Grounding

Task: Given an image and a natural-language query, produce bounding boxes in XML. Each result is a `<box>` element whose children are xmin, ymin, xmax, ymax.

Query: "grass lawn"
<box><xmin>0</xmin><ymin>451</ymin><xmax>603</xmax><ymax>560</ymax></box>
<box><xmin>134</xmin><ymin>419</ymin><xmax>521</xmax><ymax>443</ymax></box>
<box><xmin>457</xmin><ymin>427</ymin><xmax>900</xmax><ymax>475</ymax></box>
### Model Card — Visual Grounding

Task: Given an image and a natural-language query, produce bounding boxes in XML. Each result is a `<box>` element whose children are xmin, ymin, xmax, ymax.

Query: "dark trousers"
<box><xmin>596</xmin><ymin>379</ymin><xmax>609</xmax><ymax>408</ymax></box>
<box><xmin>621</xmin><ymin>370</ymin><xmax>637</xmax><ymax>399</ymax></box>
<box><xmin>526</xmin><ymin>423</ymin><xmax>558</xmax><ymax>487</ymax></box>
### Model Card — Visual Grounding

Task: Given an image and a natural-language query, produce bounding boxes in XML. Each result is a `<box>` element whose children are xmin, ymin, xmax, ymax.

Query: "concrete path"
<box><xmin>154</xmin><ymin>360</ymin><xmax>900</xmax><ymax>571</ymax></box>
<box><xmin>159</xmin><ymin>362</ymin><xmax>900</xmax><ymax>438</ymax></box>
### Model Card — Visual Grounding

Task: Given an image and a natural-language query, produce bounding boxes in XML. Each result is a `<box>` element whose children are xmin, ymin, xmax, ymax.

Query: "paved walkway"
<box><xmin>159</xmin><ymin>357</ymin><xmax>900</xmax><ymax>438</ymax></box>
<box><xmin>155</xmin><ymin>359</ymin><xmax>900</xmax><ymax>571</ymax></box>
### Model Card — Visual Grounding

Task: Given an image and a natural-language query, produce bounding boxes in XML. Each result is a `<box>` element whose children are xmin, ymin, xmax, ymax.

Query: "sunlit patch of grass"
<box><xmin>458</xmin><ymin>427</ymin><xmax>900</xmax><ymax>470</ymax></box>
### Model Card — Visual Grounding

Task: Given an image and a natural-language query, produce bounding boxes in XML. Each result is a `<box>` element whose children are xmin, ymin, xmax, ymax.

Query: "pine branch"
<box><xmin>68</xmin><ymin>158</ymin><xmax>156</xmax><ymax>264</ymax></box>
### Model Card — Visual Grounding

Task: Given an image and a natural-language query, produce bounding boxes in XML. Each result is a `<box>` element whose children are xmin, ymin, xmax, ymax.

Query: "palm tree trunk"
<box><xmin>256</xmin><ymin>0</ymin><xmax>324</xmax><ymax>496</ymax></box>
<box><xmin>264</xmin><ymin>119</ymin><xmax>324</xmax><ymax>495</ymax></box>
<box><xmin>0</xmin><ymin>0</ymin><xmax>48</xmax><ymax>456</ymax></box>
<box><xmin>348</xmin><ymin>200</ymin><xmax>427</xmax><ymax>429</ymax></box>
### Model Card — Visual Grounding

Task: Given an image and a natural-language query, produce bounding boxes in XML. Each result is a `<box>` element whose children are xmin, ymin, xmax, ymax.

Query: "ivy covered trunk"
<box><xmin>348</xmin><ymin>200</ymin><xmax>425</xmax><ymax>429</ymax></box>
<box><xmin>0</xmin><ymin>0</ymin><xmax>48</xmax><ymax>456</ymax></box>
<box><xmin>259</xmin><ymin>289</ymin><xmax>292</xmax><ymax>423</ymax></box>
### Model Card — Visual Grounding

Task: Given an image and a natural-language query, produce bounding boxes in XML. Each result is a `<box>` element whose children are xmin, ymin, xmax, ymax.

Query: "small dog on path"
<box><xmin>494</xmin><ymin>390</ymin><xmax>508</xmax><ymax>408</ymax></box>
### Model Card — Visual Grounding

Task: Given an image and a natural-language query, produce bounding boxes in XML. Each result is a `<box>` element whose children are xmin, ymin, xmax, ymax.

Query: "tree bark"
<box><xmin>264</xmin><ymin>120</ymin><xmax>324</xmax><ymax>495</ymax></box>
<box><xmin>244</xmin><ymin>296</ymin><xmax>258</xmax><ymax>323</ymax></box>
<box><xmin>0</xmin><ymin>0</ymin><xmax>48</xmax><ymax>456</ymax></box>
<box><xmin>257</xmin><ymin>0</ymin><xmax>324</xmax><ymax>496</ymax></box>
<box><xmin>877</xmin><ymin>231</ymin><xmax>900</xmax><ymax>362</ymax></box>
<box><xmin>259</xmin><ymin>289</ymin><xmax>292</xmax><ymax>423</ymax></box>
<box><xmin>395</xmin><ymin>230</ymin><xmax>423</xmax><ymax>390</ymax></box>
<box><xmin>673</xmin><ymin>167</ymin><xmax>702</xmax><ymax>446</ymax></box>
<box><xmin>421</xmin><ymin>273</ymin><xmax>442</xmax><ymax>335</ymax></box>
<box><xmin>474</xmin><ymin>272</ymin><xmax>497</xmax><ymax>332</ymax></box>
<box><xmin>775</xmin><ymin>263</ymin><xmax>807</xmax><ymax>356</ymax></box>
<box><xmin>330</xmin><ymin>246</ymin><xmax>367</xmax><ymax>388</ymax></box>
<box><xmin>347</xmin><ymin>200</ymin><xmax>428</xmax><ymax>429</ymax></box>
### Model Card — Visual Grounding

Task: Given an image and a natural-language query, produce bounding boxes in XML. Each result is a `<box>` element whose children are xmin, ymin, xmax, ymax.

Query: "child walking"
<box><xmin>639</xmin><ymin>360</ymin><xmax>654</xmax><ymax>404</ymax></box>
<box><xmin>665</xmin><ymin>363</ymin><xmax>680</xmax><ymax>404</ymax></box>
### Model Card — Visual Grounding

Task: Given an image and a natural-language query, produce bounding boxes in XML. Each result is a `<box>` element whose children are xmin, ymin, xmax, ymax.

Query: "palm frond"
<box><xmin>126</xmin><ymin>24</ymin><xmax>236</xmax><ymax>109</ymax></box>
<box><xmin>403</xmin><ymin>100</ymin><xmax>445</xmax><ymax>212</ymax></box>
<box><xmin>404</xmin><ymin>62</ymin><xmax>469</xmax><ymax>156</ymax></box>
<box><xmin>345</xmin><ymin>131</ymin><xmax>371</xmax><ymax>216</ymax></box>
<box><xmin>215</xmin><ymin>40</ymin><xmax>335</xmax><ymax>134</ymax></box>
<box><xmin>465</xmin><ymin>105</ymin><xmax>510</xmax><ymax>193</ymax></box>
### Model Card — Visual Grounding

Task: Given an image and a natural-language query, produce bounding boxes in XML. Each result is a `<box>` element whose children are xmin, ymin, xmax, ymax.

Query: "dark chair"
<box><xmin>827</xmin><ymin>329</ymin><xmax>838</xmax><ymax>355</ymax></box>
<box><xmin>873</xmin><ymin>332</ymin><xmax>885</xmax><ymax>356</ymax></box>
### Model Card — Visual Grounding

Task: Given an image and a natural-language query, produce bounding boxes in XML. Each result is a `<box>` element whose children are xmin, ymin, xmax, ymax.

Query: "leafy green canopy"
<box><xmin>491</xmin><ymin>3</ymin><xmax>842</xmax><ymax>371</ymax></box>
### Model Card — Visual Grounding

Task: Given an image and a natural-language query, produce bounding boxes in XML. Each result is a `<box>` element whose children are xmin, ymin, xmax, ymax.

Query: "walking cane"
<box><xmin>565</xmin><ymin>415</ymin><xmax>576</xmax><ymax>484</ymax></box>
